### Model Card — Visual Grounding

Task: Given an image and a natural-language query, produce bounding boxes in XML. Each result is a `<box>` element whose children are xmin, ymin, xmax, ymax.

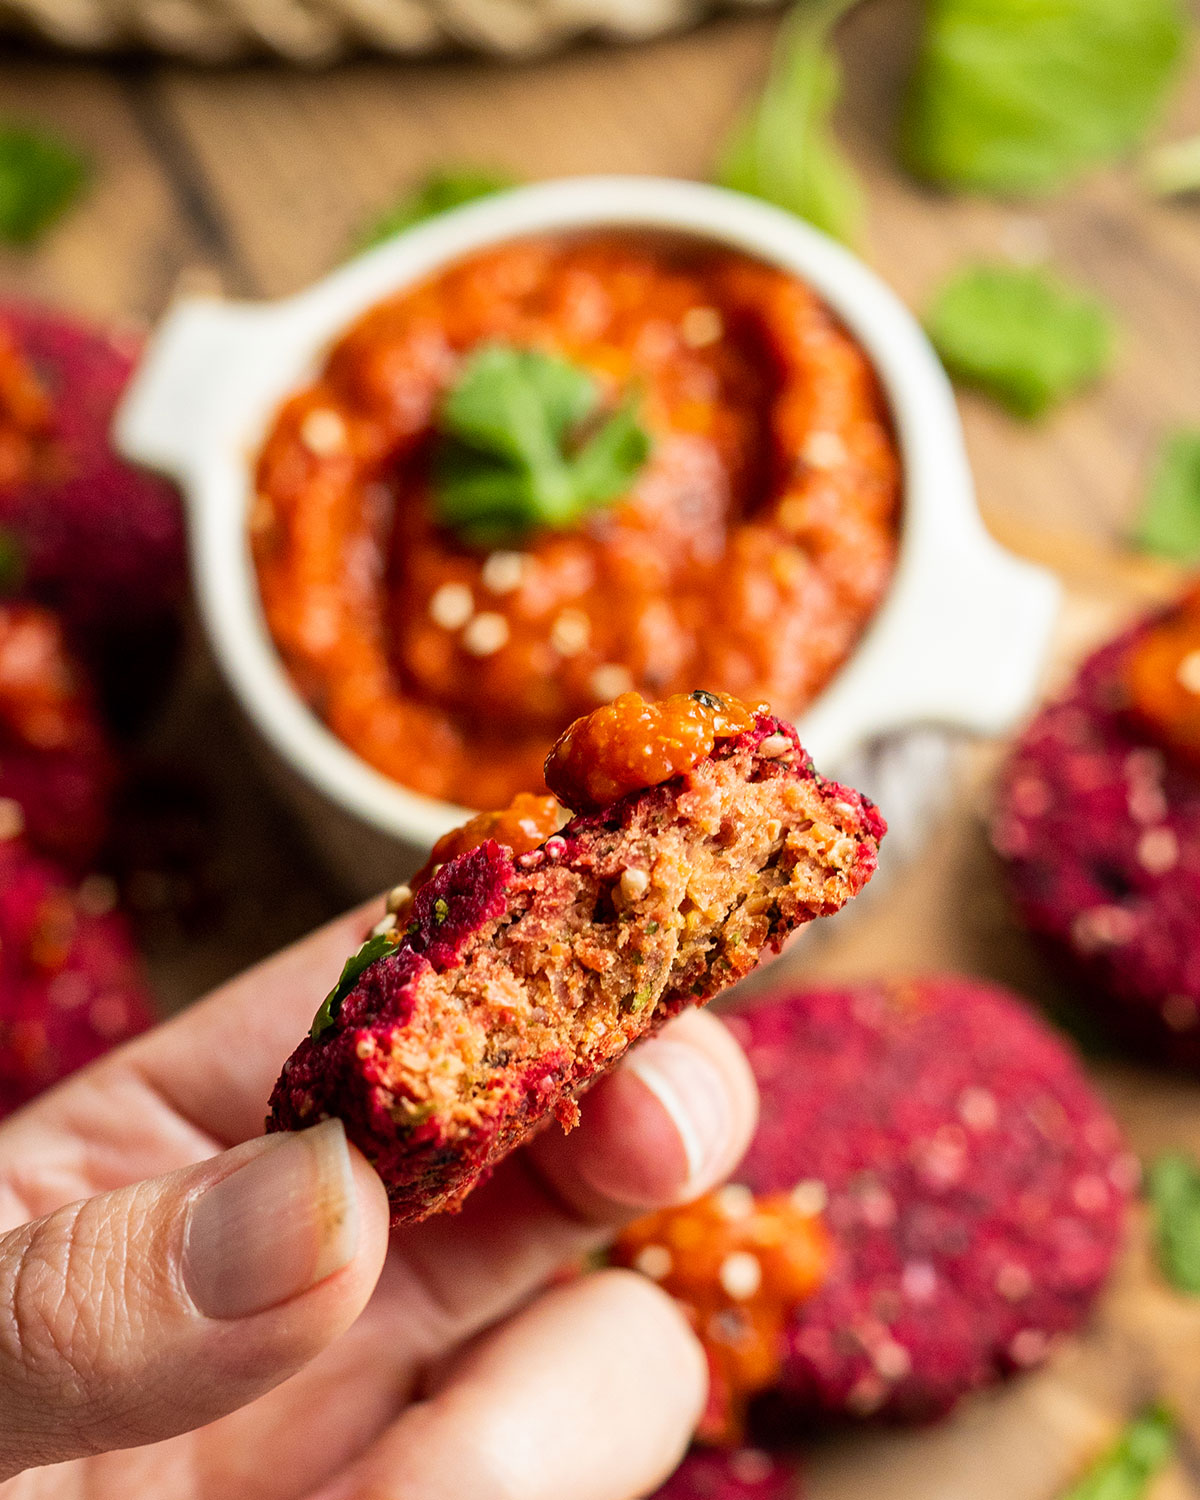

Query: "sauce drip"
<box><xmin>404</xmin><ymin>791</ymin><xmax>569</xmax><ymax>900</ymax></box>
<box><xmin>544</xmin><ymin>689</ymin><xmax>758</xmax><ymax>812</ymax></box>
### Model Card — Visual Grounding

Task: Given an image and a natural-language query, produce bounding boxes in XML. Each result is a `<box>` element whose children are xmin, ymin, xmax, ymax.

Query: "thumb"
<box><xmin>0</xmin><ymin>1119</ymin><xmax>389</xmax><ymax>1479</ymax></box>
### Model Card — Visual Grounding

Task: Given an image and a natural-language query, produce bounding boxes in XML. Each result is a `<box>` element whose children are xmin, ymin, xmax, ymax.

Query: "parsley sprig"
<box><xmin>0</xmin><ymin>123</ymin><xmax>89</xmax><ymax>247</ymax></box>
<box><xmin>925</xmin><ymin>263</ymin><xmax>1114</xmax><ymax>420</ymax></box>
<box><xmin>1148</xmin><ymin>1152</ymin><xmax>1200</xmax><ymax>1291</ymax></box>
<box><xmin>1134</xmin><ymin>432</ymin><xmax>1200</xmax><ymax>564</ymax></box>
<box><xmin>433</xmin><ymin>344</ymin><xmax>651</xmax><ymax>547</ymax></box>
<box><xmin>1060</xmin><ymin>1408</ymin><xmax>1173</xmax><ymax>1500</ymax></box>
<box><xmin>901</xmin><ymin>0</ymin><xmax>1187</xmax><ymax>196</ymax></box>
<box><xmin>716</xmin><ymin>0</ymin><xmax>862</xmax><ymax>245</ymax></box>
<box><xmin>310</xmin><ymin>930</ymin><xmax>401</xmax><ymax>1042</ymax></box>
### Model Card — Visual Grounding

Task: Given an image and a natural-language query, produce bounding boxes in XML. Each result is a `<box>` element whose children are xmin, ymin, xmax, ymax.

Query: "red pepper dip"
<box><xmin>612</xmin><ymin>1183</ymin><xmax>830</xmax><ymax>1445</ymax></box>
<box><xmin>253</xmin><ymin>234</ymin><xmax>900</xmax><ymax>808</ymax></box>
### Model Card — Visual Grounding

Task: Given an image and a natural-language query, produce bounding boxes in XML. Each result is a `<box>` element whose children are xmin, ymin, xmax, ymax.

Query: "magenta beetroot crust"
<box><xmin>0</xmin><ymin>720</ymin><xmax>113</xmax><ymax>870</ymax></box>
<box><xmin>721</xmin><ymin>976</ymin><xmax>1132</xmax><ymax>1424</ymax></box>
<box><xmin>649</xmin><ymin>1448</ymin><xmax>800</xmax><ymax>1500</ymax></box>
<box><xmin>0</xmin><ymin>303</ymin><xmax>185</xmax><ymax>629</ymax></box>
<box><xmin>993</xmin><ymin>618</ymin><xmax>1200</xmax><ymax>1068</ymax></box>
<box><xmin>0</xmin><ymin>838</ymin><xmax>155</xmax><ymax>1120</ymax></box>
<box><xmin>267</xmin><ymin>713</ymin><xmax>883</xmax><ymax>1223</ymax></box>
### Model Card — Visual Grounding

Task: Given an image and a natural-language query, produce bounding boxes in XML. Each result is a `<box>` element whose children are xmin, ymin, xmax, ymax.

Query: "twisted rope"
<box><xmin>0</xmin><ymin>0</ymin><xmax>774</xmax><ymax>62</ymax></box>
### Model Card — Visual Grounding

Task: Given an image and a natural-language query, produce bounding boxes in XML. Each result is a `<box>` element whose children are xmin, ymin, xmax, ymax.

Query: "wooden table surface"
<box><xmin>5</xmin><ymin>11</ymin><xmax>1200</xmax><ymax>1496</ymax></box>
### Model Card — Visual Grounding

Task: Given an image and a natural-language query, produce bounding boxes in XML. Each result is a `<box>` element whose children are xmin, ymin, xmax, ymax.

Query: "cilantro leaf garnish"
<box><xmin>0</xmin><ymin>124</ymin><xmax>89</xmax><ymax>247</ymax></box>
<box><xmin>1060</xmin><ymin>1408</ymin><xmax>1173</xmax><ymax>1500</ymax></box>
<box><xmin>1148</xmin><ymin>1152</ymin><xmax>1200</xmax><ymax>1291</ymax></box>
<box><xmin>310</xmin><ymin>930</ymin><xmax>401</xmax><ymax>1042</ymax></box>
<box><xmin>1133</xmin><ymin>431</ymin><xmax>1200</xmax><ymax>564</ymax></box>
<box><xmin>433</xmin><ymin>344</ymin><xmax>651</xmax><ymax>547</ymax></box>
<box><xmin>901</xmin><ymin>0</ymin><xmax>1187</xmax><ymax>196</ymax></box>
<box><xmin>925</xmin><ymin>263</ymin><xmax>1114</xmax><ymax>420</ymax></box>
<box><xmin>716</xmin><ymin>0</ymin><xmax>863</xmax><ymax>245</ymax></box>
<box><xmin>357</xmin><ymin>168</ymin><xmax>516</xmax><ymax>251</ymax></box>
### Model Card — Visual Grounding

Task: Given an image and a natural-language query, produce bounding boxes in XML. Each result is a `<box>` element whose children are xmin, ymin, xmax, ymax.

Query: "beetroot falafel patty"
<box><xmin>268</xmin><ymin>693</ymin><xmax>884</xmax><ymax>1225</ymax></box>
<box><xmin>993</xmin><ymin>593</ymin><xmax>1200</xmax><ymax>1068</ymax></box>
<box><xmin>0</xmin><ymin>839</ymin><xmax>154</xmax><ymax>1119</ymax></box>
<box><xmin>616</xmin><ymin>977</ymin><xmax>1133</xmax><ymax>1433</ymax></box>
<box><xmin>0</xmin><ymin>601</ymin><xmax>115</xmax><ymax>869</ymax></box>
<box><xmin>0</xmin><ymin>305</ymin><xmax>184</xmax><ymax>631</ymax></box>
<box><xmin>650</xmin><ymin>1448</ymin><xmax>800</xmax><ymax>1500</ymax></box>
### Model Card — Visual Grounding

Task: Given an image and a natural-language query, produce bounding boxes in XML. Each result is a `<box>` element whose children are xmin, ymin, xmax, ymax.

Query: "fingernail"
<box><xmin>622</xmin><ymin>1037</ymin><xmax>734</xmax><ymax>1197</ymax></box>
<box><xmin>184</xmin><ymin>1119</ymin><xmax>358</xmax><ymax>1320</ymax></box>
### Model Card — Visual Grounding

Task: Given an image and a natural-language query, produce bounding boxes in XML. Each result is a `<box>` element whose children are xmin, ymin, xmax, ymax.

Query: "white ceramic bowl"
<box><xmin>114</xmin><ymin>176</ymin><xmax>1060</xmax><ymax>889</ymax></box>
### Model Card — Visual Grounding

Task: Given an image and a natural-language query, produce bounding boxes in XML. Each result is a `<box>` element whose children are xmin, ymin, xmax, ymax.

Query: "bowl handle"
<box><xmin>112</xmin><ymin>297</ymin><xmax>265</xmax><ymax>482</ymax></box>
<box><xmin>801</xmin><ymin>520</ymin><xmax>1062</xmax><ymax>766</ymax></box>
<box><xmin>903</xmin><ymin>528</ymin><xmax>1062</xmax><ymax>736</ymax></box>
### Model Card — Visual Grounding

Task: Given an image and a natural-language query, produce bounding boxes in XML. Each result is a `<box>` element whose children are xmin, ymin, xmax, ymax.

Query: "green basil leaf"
<box><xmin>357</xmin><ymin>167</ymin><xmax>516</xmax><ymax>250</ymax></box>
<box><xmin>310</xmin><ymin>931</ymin><xmax>401</xmax><ymax>1042</ymax></box>
<box><xmin>716</xmin><ymin>0</ymin><xmax>863</xmax><ymax>245</ymax></box>
<box><xmin>434</xmin><ymin>344</ymin><xmax>650</xmax><ymax>545</ymax></box>
<box><xmin>925</xmin><ymin>263</ymin><xmax>1114</xmax><ymax>419</ymax></box>
<box><xmin>0</xmin><ymin>124</ymin><xmax>89</xmax><ymax>246</ymax></box>
<box><xmin>1133</xmin><ymin>431</ymin><xmax>1200</xmax><ymax>564</ymax></box>
<box><xmin>901</xmin><ymin>0</ymin><xmax>1187</xmax><ymax>196</ymax></box>
<box><xmin>1149</xmin><ymin>1152</ymin><xmax>1200</xmax><ymax>1291</ymax></box>
<box><xmin>1061</xmin><ymin>1408</ymin><xmax>1173</xmax><ymax>1500</ymax></box>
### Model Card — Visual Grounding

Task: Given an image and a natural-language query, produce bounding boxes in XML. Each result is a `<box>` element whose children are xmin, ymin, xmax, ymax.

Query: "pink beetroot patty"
<box><xmin>0</xmin><ymin>302</ymin><xmax>184</xmax><ymax>631</ymax></box>
<box><xmin>650</xmin><ymin>1448</ymin><xmax>800</xmax><ymax>1500</ymax></box>
<box><xmin>0</xmin><ymin>838</ymin><xmax>155</xmax><ymax>1120</ymax></box>
<box><xmin>993</xmin><ymin>619</ymin><xmax>1200</xmax><ymax>1068</ymax></box>
<box><xmin>0</xmin><ymin>601</ymin><xmax>115</xmax><ymax>869</ymax></box>
<box><xmin>717</xmin><ymin>976</ymin><xmax>1133</xmax><ymax>1424</ymax></box>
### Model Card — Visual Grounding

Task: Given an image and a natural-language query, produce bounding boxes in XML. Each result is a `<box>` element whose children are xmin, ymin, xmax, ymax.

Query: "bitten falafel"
<box><xmin>268</xmin><ymin>693</ymin><xmax>884</xmax><ymax>1225</ymax></box>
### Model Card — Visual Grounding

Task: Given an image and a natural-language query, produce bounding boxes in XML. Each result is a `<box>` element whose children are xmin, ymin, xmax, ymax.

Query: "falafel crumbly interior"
<box><xmin>373</xmin><ymin>748</ymin><xmax>865</xmax><ymax>1138</ymax></box>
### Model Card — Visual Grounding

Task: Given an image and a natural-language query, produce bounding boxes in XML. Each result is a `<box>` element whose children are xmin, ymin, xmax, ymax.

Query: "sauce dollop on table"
<box><xmin>253</xmin><ymin>233</ymin><xmax>900</xmax><ymax>808</ymax></box>
<box><xmin>613</xmin><ymin>1184</ymin><xmax>830</xmax><ymax>1444</ymax></box>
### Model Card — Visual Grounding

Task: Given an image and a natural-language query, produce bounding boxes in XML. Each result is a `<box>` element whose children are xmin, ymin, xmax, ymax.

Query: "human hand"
<box><xmin>0</xmin><ymin>902</ymin><xmax>757</xmax><ymax>1499</ymax></box>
